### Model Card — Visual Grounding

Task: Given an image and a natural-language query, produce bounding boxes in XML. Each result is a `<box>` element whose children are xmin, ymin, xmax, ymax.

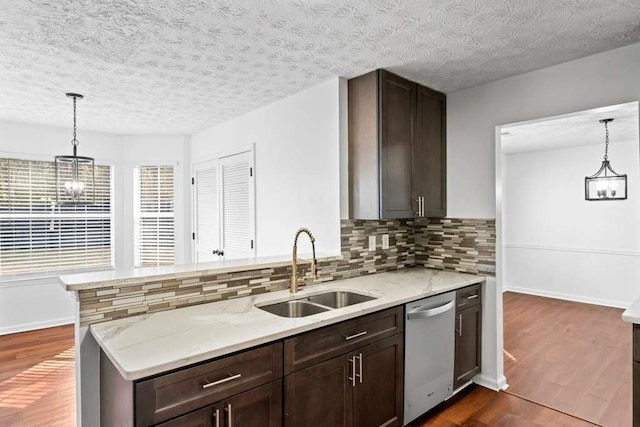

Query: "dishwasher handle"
<box><xmin>407</xmin><ymin>300</ymin><xmax>455</xmax><ymax>320</ymax></box>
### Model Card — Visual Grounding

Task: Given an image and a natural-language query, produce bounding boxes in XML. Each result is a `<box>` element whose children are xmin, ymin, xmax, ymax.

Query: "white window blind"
<box><xmin>133</xmin><ymin>165</ymin><xmax>175</xmax><ymax>268</ymax></box>
<box><xmin>0</xmin><ymin>157</ymin><xmax>113</xmax><ymax>276</ymax></box>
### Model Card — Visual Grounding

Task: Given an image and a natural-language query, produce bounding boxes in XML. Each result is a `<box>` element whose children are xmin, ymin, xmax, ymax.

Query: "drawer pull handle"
<box><xmin>202</xmin><ymin>373</ymin><xmax>242</xmax><ymax>389</ymax></box>
<box><xmin>345</xmin><ymin>331</ymin><xmax>367</xmax><ymax>341</ymax></box>
<box><xmin>357</xmin><ymin>353</ymin><xmax>363</xmax><ymax>384</ymax></box>
<box><xmin>467</xmin><ymin>294</ymin><xmax>479</xmax><ymax>300</ymax></box>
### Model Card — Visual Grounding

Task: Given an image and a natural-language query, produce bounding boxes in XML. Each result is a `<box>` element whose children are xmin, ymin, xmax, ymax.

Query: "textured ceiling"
<box><xmin>502</xmin><ymin>102</ymin><xmax>639</xmax><ymax>154</ymax></box>
<box><xmin>1</xmin><ymin>0</ymin><xmax>640</xmax><ymax>135</ymax></box>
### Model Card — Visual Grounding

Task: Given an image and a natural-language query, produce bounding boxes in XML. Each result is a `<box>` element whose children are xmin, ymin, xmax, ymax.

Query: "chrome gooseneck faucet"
<box><xmin>291</xmin><ymin>228</ymin><xmax>318</xmax><ymax>293</ymax></box>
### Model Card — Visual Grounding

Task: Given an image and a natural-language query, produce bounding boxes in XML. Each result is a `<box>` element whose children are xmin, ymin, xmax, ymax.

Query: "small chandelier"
<box><xmin>55</xmin><ymin>93</ymin><xmax>95</xmax><ymax>205</ymax></box>
<box><xmin>585</xmin><ymin>118</ymin><xmax>627</xmax><ymax>201</ymax></box>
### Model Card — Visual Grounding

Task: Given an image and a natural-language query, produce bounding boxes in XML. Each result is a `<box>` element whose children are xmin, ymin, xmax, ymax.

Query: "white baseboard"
<box><xmin>0</xmin><ymin>316</ymin><xmax>74</xmax><ymax>336</ymax></box>
<box><xmin>504</xmin><ymin>285</ymin><xmax>627</xmax><ymax>309</ymax></box>
<box><xmin>473</xmin><ymin>374</ymin><xmax>508</xmax><ymax>391</ymax></box>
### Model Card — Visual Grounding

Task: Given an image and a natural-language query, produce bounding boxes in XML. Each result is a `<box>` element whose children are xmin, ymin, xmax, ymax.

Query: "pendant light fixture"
<box><xmin>55</xmin><ymin>93</ymin><xmax>95</xmax><ymax>205</ymax></box>
<box><xmin>585</xmin><ymin>118</ymin><xmax>627</xmax><ymax>201</ymax></box>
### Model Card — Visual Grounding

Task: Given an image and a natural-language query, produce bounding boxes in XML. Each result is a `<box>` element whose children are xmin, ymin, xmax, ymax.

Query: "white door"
<box><xmin>192</xmin><ymin>150</ymin><xmax>255</xmax><ymax>262</ymax></box>
<box><xmin>193</xmin><ymin>160</ymin><xmax>220</xmax><ymax>262</ymax></box>
<box><xmin>219</xmin><ymin>151</ymin><xmax>255</xmax><ymax>259</ymax></box>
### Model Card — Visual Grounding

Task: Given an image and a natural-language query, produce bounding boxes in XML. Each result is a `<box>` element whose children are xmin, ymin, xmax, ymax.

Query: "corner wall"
<box><xmin>0</xmin><ymin>120</ymin><xmax>190</xmax><ymax>335</ymax></box>
<box><xmin>504</xmin><ymin>141</ymin><xmax>640</xmax><ymax>307</ymax></box>
<box><xmin>191</xmin><ymin>78</ymin><xmax>343</xmax><ymax>258</ymax></box>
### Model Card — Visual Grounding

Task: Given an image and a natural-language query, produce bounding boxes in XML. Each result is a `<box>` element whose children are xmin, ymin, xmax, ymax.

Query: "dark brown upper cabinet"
<box><xmin>348</xmin><ymin>69</ymin><xmax>447</xmax><ymax>219</ymax></box>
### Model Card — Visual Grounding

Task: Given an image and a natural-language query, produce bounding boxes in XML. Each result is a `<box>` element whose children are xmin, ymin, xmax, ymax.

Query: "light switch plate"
<box><xmin>382</xmin><ymin>234</ymin><xmax>389</xmax><ymax>249</ymax></box>
<box><xmin>369</xmin><ymin>235</ymin><xmax>376</xmax><ymax>251</ymax></box>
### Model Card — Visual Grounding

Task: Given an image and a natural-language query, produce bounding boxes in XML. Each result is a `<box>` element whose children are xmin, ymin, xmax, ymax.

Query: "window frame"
<box><xmin>132</xmin><ymin>161</ymin><xmax>177</xmax><ymax>268</ymax></box>
<box><xmin>0</xmin><ymin>151</ymin><xmax>115</xmax><ymax>281</ymax></box>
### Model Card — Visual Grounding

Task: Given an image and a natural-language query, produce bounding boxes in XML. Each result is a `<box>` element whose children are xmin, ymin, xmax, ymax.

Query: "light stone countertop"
<box><xmin>91</xmin><ymin>268</ymin><xmax>485</xmax><ymax>381</ymax></box>
<box><xmin>60</xmin><ymin>253</ymin><xmax>341</xmax><ymax>291</ymax></box>
<box><xmin>622</xmin><ymin>297</ymin><xmax>640</xmax><ymax>324</ymax></box>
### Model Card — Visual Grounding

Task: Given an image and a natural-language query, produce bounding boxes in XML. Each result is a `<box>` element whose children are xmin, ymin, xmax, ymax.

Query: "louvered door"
<box><xmin>192</xmin><ymin>150</ymin><xmax>255</xmax><ymax>262</ymax></box>
<box><xmin>219</xmin><ymin>151</ymin><xmax>255</xmax><ymax>259</ymax></box>
<box><xmin>193</xmin><ymin>160</ymin><xmax>220</xmax><ymax>262</ymax></box>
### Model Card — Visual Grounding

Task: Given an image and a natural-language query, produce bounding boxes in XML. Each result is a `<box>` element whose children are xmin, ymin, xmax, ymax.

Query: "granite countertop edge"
<box><xmin>622</xmin><ymin>296</ymin><xmax>640</xmax><ymax>324</ymax></box>
<box><xmin>90</xmin><ymin>268</ymin><xmax>486</xmax><ymax>381</ymax></box>
<box><xmin>61</xmin><ymin>253</ymin><xmax>342</xmax><ymax>291</ymax></box>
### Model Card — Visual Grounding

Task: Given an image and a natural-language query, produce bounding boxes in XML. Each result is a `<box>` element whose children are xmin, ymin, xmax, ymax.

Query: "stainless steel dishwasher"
<box><xmin>404</xmin><ymin>291</ymin><xmax>456</xmax><ymax>424</ymax></box>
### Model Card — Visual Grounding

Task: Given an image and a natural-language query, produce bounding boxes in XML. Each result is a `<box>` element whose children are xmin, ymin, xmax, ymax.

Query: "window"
<box><xmin>0</xmin><ymin>157</ymin><xmax>113</xmax><ymax>276</ymax></box>
<box><xmin>133</xmin><ymin>165</ymin><xmax>175</xmax><ymax>267</ymax></box>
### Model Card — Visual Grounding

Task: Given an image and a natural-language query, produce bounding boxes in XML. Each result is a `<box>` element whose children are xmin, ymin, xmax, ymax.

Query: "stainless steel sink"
<box><xmin>258</xmin><ymin>300</ymin><xmax>329</xmax><ymax>318</ymax></box>
<box><xmin>306</xmin><ymin>291</ymin><xmax>376</xmax><ymax>309</ymax></box>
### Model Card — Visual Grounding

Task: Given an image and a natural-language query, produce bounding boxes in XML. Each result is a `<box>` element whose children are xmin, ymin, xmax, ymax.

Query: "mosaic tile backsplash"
<box><xmin>415</xmin><ymin>218</ymin><xmax>496</xmax><ymax>276</ymax></box>
<box><xmin>78</xmin><ymin>218</ymin><xmax>494</xmax><ymax>326</ymax></box>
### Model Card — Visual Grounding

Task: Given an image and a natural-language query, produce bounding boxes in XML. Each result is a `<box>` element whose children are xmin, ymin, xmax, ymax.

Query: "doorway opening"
<box><xmin>496</xmin><ymin>101</ymin><xmax>640</xmax><ymax>425</ymax></box>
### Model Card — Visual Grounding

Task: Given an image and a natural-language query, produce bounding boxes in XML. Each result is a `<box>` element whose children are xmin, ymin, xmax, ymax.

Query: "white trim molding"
<box><xmin>0</xmin><ymin>316</ymin><xmax>74</xmax><ymax>336</ymax></box>
<box><xmin>503</xmin><ymin>285</ymin><xmax>628</xmax><ymax>309</ymax></box>
<box><xmin>473</xmin><ymin>374</ymin><xmax>509</xmax><ymax>391</ymax></box>
<box><xmin>504</xmin><ymin>243</ymin><xmax>640</xmax><ymax>257</ymax></box>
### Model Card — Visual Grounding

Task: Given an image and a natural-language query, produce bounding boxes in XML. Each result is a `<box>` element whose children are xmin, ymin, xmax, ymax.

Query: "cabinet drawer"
<box><xmin>634</xmin><ymin>325</ymin><xmax>640</xmax><ymax>363</ymax></box>
<box><xmin>456</xmin><ymin>284</ymin><xmax>481</xmax><ymax>311</ymax></box>
<box><xmin>284</xmin><ymin>307</ymin><xmax>404</xmax><ymax>374</ymax></box>
<box><xmin>135</xmin><ymin>342</ymin><xmax>282</xmax><ymax>426</ymax></box>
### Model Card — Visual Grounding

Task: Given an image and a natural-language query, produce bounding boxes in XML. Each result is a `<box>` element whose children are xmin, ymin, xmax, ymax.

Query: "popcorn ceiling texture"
<box><xmin>1</xmin><ymin>1</ymin><xmax>639</xmax><ymax>134</ymax></box>
<box><xmin>78</xmin><ymin>218</ymin><xmax>494</xmax><ymax>326</ymax></box>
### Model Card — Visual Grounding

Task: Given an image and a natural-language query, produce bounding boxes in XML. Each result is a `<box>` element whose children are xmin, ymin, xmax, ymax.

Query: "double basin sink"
<box><xmin>258</xmin><ymin>291</ymin><xmax>376</xmax><ymax>318</ymax></box>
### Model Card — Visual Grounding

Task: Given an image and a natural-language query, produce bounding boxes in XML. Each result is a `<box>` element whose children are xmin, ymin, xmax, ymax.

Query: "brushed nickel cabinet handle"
<box><xmin>225</xmin><ymin>404</ymin><xmax>233</xmax><ymax>427</ymax></box>
<box><xmin>421</xmin><ymin>196</ymin><xmax>425</xmax><ymax>217</ymax></box>
<box><xmin>202</xmin><ymin>373</ymin><xmax>242</xmax><ymax>389</ymax></box>
<box><xmin>213</xmin><ymin>409</ymin><xmax>220</xmax><ymax>427</ymax></box>
<box><xmin>415</xmin><ymin>197</ymin><xmax>421</xmax><ymax>217</ymax></box>
<box><xmin>348</xmin><ymin>356</ymin><xmax>356</xmax><ymax>387</ymax></box>
<box><xmin>458</xmin><ymin>314</ymin><xmax>463</xmax><ymax>337</ymax></box>
<box><xmin>467</xmin><ymin>294</ymin><xmax>479</xmax><ymax>300</ymax></box>
<box><xmin>344</xmin><ymin>331</ymin><xmax>367</xmax><ymax>341</ymax></box>
<box><xmin>357</xmin><ymin>353</ymin><xmax>363</xmax><ymax>384</ymax></box>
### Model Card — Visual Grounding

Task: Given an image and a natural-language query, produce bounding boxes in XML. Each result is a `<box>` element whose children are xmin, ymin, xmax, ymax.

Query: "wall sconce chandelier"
<box><xmin>585</xmin><ymin>118</ymin><xmax>627</xmax><ymax>201</ymax></box>
<box><xmin>55</xmin><ymin>93</ymin><xmax>95</xmax><ymax>205</ymax></box>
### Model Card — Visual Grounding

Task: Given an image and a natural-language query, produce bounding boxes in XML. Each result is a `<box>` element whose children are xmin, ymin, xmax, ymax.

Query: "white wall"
<box><xmin>448</xmin><ymin>42</ymin><xmax>640</xmax><ymax>218</ymax></box>
<box><xmin>446</xmin><ymin>40</ymin><xmax>640</xmax><ymax>393</ymax></box>
<box><xmin>504</xmin><ymin>141</ymin><xmax>640</xmax><ymax>307</ymax></box>
<box><xmin>0</xmin><ymin>120</ymin><xmax>189</xmax><ymax>334</ymax></box>
<box><xmin>191</xmin><ymin>78</ymin><xmax>342</xmax><ymax>257</ymax></box>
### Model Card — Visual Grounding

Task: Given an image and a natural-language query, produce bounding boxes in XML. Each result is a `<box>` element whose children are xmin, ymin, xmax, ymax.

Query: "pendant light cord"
<box><xmin>603</xmin><ymin>120</ymin><xmax>609</xmax><ymax>161</ymax></box>
<box><xmin>71</xmin><ymin>96</ymin><xmax>78</xmax><ymax>147</ymax></box>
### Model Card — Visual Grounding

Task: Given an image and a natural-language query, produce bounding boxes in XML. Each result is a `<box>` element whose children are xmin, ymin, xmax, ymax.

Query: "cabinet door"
<box><xmin>285</xmin><ymin>354</ymin><xmax>353</xmax><ymax>427</ymax></box>
<box><xmin>224</xmin><ymin>380</ymin><xmax>282</xmax><ymax>427</ymax></box>
<box><xmin>379</xmin><ymin>70</ymin><xmax>416</xmax><ymax>219</ymax></box>
<box><xmin>454</xmin><ymin>305</ymin><xmax>482</xmax><ymax>390</ymax></box>
<box><xmin>353</xmin><ymin>334</ymin><xmax>404</xmax><ymax>427</ymax></box>
<box><xmin>413</xmin><ymin>85</ymin><xmax>446</xmax><ymax>218</ymax></box>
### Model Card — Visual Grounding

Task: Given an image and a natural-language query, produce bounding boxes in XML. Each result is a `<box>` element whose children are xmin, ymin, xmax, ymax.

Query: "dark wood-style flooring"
<box><xmin>503</xmin><ymin>292</ymin><xmax>631</xmax><ymax>427</ymax></box>
<box><xmin>0</xmin><ymin>324</ymin><xmax>75</xmax><ymax>426</ymax></box>
<box><xmin>0</xmin><ymin>292</ymin><xmax>631</xmax><ymax>426</ymax></box>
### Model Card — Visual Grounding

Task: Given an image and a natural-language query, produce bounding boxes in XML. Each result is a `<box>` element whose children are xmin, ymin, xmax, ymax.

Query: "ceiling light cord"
<box><xmin>603</xmin><ymin>120</ymin><xmax>609</xmax><ymax>161</ymax></box>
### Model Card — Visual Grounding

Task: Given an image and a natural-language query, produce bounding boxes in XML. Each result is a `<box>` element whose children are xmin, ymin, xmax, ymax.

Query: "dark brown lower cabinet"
<box><xmin>353</xmin><ymin>335</ymin><xmax>403</xmax><ymax>427</ymax></box>
<box><xmin>284</xmin><ymin>351</ymin><xmax>353</xmax><ymax>426</ymax></box>
<box><xmin>634</xmin><ymin>361</ymin><xmax>640</xmax><ymax>427</ymax></box>
<box><xmin>158</xmin><ymin>380</ymin><xmax>282</xmax><ymax>427</ymax></box>
<box><xmin>453</xmin><ymin>303</ymin><xmax>482</xmax><ymax>390</ymax></box>
<box><xmin>285</xmin><ymin>334</ymin><xmax>403</xmax><ymax>427</ymax></box>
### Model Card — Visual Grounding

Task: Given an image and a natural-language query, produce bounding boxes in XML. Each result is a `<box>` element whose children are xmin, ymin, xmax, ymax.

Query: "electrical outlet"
<box><xmin>382</xmin><ymin>234</ymin><xmax>389</xmax><ymax>249</ymax></box>
<box><xmin>369</xmin><ymin>235</ymin><xmax>376</xmax><ymax>251</ymax></box>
